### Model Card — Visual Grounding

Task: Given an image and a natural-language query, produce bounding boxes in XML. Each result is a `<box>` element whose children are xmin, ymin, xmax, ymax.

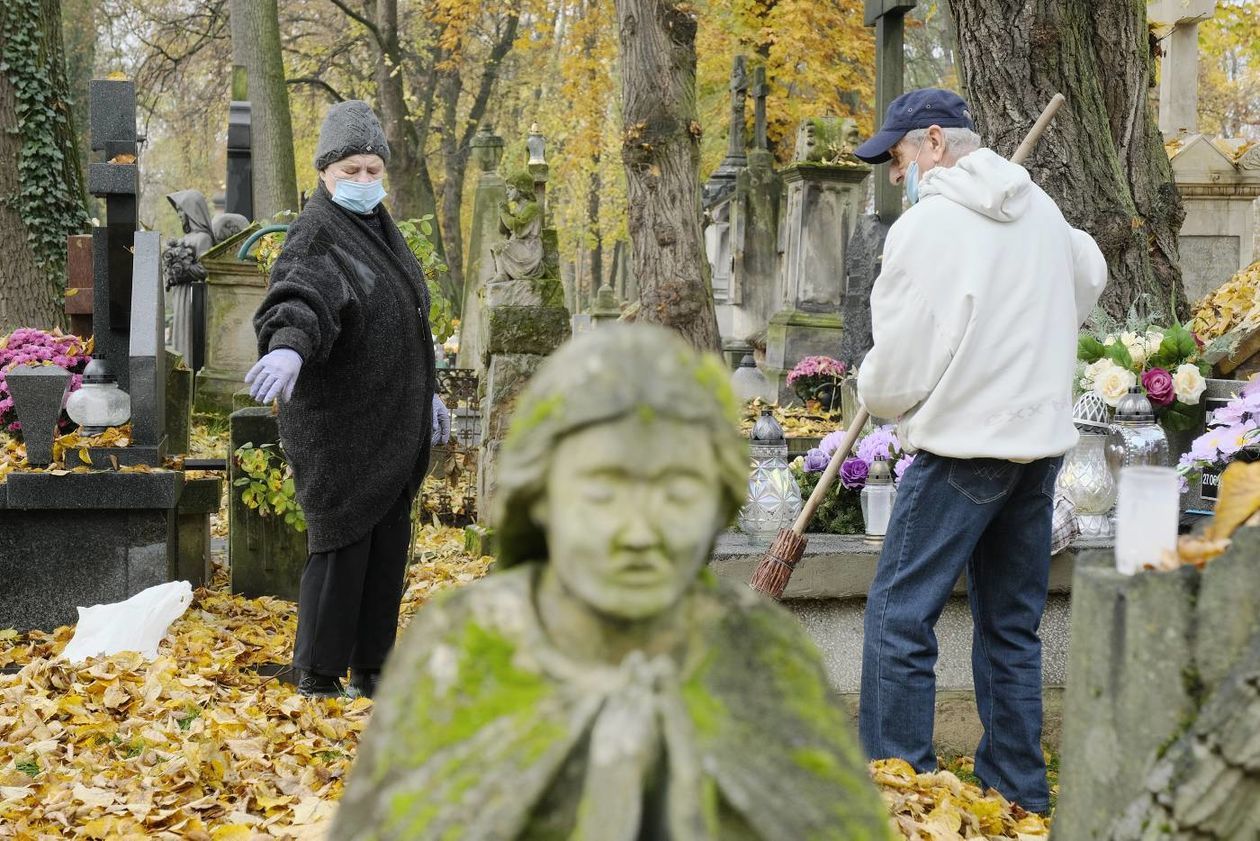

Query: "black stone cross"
<box><xmin>723</xmin><ymin>55</ymin><xmax>749</xmax><ymax>169</ymax></box>
<box><xmin>865</xmin><ymin>0</ymin><xmax>917</xmax><ymax>223</ymax></box>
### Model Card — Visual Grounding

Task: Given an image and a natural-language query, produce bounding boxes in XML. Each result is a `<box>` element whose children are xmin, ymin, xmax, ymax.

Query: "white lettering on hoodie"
<box><xmin>857</xmin><ymin>148</ymin><xmax>1108</xmax><ymax>461</ymax></box>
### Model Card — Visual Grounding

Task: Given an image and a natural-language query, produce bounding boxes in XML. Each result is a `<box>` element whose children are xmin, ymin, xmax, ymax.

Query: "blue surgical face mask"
<box><xmin>331</xmin><ymin>177</ymin><xmax>387</xmax><ymax>214</ymax></box>
<box><xmin>903</xmin><ymin>136</ymin><xmax>930</xmax><ymax>206</ymax></box>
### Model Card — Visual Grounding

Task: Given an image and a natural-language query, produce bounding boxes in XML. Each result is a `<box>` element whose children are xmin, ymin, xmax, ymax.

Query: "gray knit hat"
<box><xmin>313</xmin><ymin>100</ymin><xmax>391</xmax><ymax>171</ymax></box>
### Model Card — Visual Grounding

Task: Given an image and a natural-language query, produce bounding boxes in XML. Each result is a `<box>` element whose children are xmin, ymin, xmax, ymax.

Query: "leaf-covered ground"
<box><xmin>1</xmin><ymin>523</ymin><xmax>1050</xmax><ymax>840</ymax></box>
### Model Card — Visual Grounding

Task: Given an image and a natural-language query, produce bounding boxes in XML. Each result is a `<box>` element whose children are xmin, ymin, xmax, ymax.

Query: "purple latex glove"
<box><xmin>246</xmin><ymin>347</ymin><xmax>303</xmax><ymax>404</ymax></box>
<box><xmin>432</xmin><ymin>394</ymin><xmax>451</xmax><ymax>445</ymax></box>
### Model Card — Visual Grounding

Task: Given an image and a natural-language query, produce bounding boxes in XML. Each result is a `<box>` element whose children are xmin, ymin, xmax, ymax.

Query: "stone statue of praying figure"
<box><xmin>489</xmin><ymin>171</ymin><xmax>544</xmax><ymax>282</ymax></box>
<box><xmin>329</xmin><ymin>325</ymin><xmax>893</xmax><ymax>841</ymax></box>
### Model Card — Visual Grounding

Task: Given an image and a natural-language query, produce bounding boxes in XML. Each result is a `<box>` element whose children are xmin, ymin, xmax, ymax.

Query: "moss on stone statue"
<box><xmin>482</xmin><ymin>306</ymin><xmax>571</xmax><ymax>359</ymax></box>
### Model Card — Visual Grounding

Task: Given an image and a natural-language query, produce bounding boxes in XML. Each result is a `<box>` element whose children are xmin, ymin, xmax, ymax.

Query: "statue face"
<box><xmin>533</xmin><ymin>414</ymin><xmax>724</xmax><ymax>621</ymax></box>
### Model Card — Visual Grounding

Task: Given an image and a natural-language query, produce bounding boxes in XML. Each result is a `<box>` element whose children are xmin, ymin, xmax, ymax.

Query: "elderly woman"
<box><xmin>248</xmin><ymin>100</ymin><xmax>438</xmax><ymax>699</ymax></box>
<box><xmin>329</xmin><ymin>325</ymin><xmax>892</xmax><ymax>841</ymax></box>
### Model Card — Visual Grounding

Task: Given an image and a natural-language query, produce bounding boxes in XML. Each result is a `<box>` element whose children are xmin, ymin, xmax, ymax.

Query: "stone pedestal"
<box><xmin>726</xmin><ymin>149</ymin><xmax>783</xmax><ymax>349</ymax></box>
<box><xmin>197</xmin><ymin>224</ymin><xmax>264</xmax><ymax>413</ymax></box>
<box><xmin>5</xmin><ymin>365</ymin><xmax>70</xmax><ymax>466</ymax></box>
<box><xmin>476</xmin><ymin>273</ymin><xmax>570</xmax><ymax>514</ymax></box>
<box><xmin>766</xmin><ymin>163</ymin><xmax>870</xmax><ymax>402</ymax></box>
<box><xmin>0</xmin><ymin>471</ymin><xmax>210</xmax><ymax>631</ymax></box>
<box><xmin>228</xmin><ymin>406</ymin><xmax>307</xmax><ymax>601</ymax></box>
<box><xmin>1056</xmin><ymin>538</ymin><xmax>1260</xmax><ymax>838</ymax></box>
<box><xmin>165</xmin><ymin>350</ymin><xmax>192</xmax><ymax>454</ymax></box>
<box><xmin>1147</xmin><ymin>0</ymin><xmax>1217</xmax><ymax>138</ymax></box>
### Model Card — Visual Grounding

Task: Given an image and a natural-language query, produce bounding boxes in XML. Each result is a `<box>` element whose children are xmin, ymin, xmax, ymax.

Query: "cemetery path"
<box><xmin>0</xmin><ymin>526</ymin><xmax>1051</xmax><ymax>839</ymax></box>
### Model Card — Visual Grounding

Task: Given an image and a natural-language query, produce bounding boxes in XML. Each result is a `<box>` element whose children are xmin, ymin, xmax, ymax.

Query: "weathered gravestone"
<box><xmin>764</xmin><ymin>117</ymin><xmax>870</xmax><ymax>402</ymax></box>
<box><xmin>456</xmin><ymin>125</ymin><xmax>507</xmax><ymax>371</ymax></box>
<box><xmin>1056</xmin><ymin>525</ymin><xmax>1260</xmax><ymax>839</ymax></box>
<box><xmin>329</xmin><ymin>325</ymin><xmax>892</xmax><ymax>840</ymax></box>
<box><xmin>476</xmin><ymin>130</ymin><xmax>571</xmax><ymax>514</ymax></box>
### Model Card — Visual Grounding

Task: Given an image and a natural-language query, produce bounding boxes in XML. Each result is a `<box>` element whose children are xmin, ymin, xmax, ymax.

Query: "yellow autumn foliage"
<box><xmin>1190</xmin><ymin>259</ymin><xmax>1260</xmax><ymax>342</ymax></box>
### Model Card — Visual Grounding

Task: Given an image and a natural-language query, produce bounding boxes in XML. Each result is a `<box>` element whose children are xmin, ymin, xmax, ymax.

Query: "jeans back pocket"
<box><xmin>948</xmin><ymin>458</ymin><xmax>1018</xmax><ymax>505</ymax></box>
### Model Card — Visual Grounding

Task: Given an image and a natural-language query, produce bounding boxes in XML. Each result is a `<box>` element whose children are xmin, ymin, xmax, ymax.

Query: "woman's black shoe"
<box><xmin>347</xmin><ymin>670</ymin><xmax>380</xmax><ymax>699</ymax></box>
<box><xmin>298</xmin><ymin>672</ymin><xmax>344</xmax><ymax>698</ymax></box>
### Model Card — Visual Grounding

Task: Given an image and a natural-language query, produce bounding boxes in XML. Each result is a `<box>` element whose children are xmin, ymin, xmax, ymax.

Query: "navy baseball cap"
<box><xmin>855</xmin><ymin>88</ymin><xmax>975</xmax><ymax>164</ymax></box>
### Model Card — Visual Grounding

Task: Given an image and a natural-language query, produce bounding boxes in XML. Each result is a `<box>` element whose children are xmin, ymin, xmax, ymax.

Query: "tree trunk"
<box><xmin>948</xmin><ymin>0</ymin><xmax>1186</xmax><ymax>323</ymax></box>
<box><xmin>0</xmin><ymin>0</ymin><xmax>89</xmax><ymax>332</ymax></box>
<box><xmin>587</xmin><ymin>163</ymin><xmax>603</xmax><ymax>290</ymax></box>
<box><xmin>614</xmin><ymin>0</ymin><xmax>720</xmax><ymax>351</ymax></box>
<box><xmin>437</xmin><ymin>10</ymin><xmax>520</xmax><ymax>318</ymax></box>
<box><xmin>360</xmin><ymin>0</ymin><xmax>443</xmax><ymax>255</ymax></box>
<box><xmin>229</xmin><ymin>0</ymin><xmax>299</xmax><ymax>219</ymax></box>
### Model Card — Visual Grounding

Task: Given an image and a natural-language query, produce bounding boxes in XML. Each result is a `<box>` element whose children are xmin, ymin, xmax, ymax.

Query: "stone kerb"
<box><xmin>1055</xmin><ymin>532</ymin><xmax>1260</xmax><ymax>839</ymax></box>
<box><xmin>709</xmin><ymin>531</ymin><xmax>1078</xmax><ymax>754</ymax></box>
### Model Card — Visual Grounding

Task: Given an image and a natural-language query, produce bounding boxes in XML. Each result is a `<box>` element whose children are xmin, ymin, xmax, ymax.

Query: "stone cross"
<box><xmin>1148</xmin><ymin>0</ymin><xmax>1217</xmax><ymax>137</ymax></box>
<box><xmin>865</xmin><ymin>0</ymin><xmax>917</xmax><ymax>223</ymax></box>
<box><xmin>725</xmin><ymin>55</ymin><xmax>749</xmax><ymax>168</ymax></box>
<box><xmin>752</xmin><ymin>66</ymin><xmax>769</xmax><ymax>152</ymax></box>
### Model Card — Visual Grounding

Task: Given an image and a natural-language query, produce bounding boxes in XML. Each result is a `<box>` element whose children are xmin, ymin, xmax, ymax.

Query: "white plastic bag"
<box><xmin>60</xmin><ymin>581</ymin><xmax>194</xmax><ymax>664</ymax></box>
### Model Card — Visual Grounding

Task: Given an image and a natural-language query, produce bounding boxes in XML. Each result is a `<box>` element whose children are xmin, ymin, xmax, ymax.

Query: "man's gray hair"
<box><xmin>902</xmin><ymin>126</ymin><xmax>983</xmax><ymax>157</ymax></box>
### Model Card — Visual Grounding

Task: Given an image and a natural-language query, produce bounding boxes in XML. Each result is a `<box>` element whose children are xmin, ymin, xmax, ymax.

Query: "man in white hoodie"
<box><xmin>852</xmin><ymin>88</ymin><xmax>1107</xmax><ymax>813</ymax></box>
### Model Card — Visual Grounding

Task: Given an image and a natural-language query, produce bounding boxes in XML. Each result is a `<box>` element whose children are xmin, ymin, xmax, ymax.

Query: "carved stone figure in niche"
<box><xmin>793</xmin><ymin>116</ymin><xmax>863</xmax><ymax>164</ymax></box>
<box><xmin>164</xmin><ymin>190</ymin><xmax>217</xmax><ymax>365</ymax></box>
<box><xmin>489</xmin><ymin>171</ymin><xmax>544</xmax><ymax>282</ymax></box>
<box><xmin>329</xmin><ymin>325</ymin><xmax>892</xmax><ymax>841</ymax></box>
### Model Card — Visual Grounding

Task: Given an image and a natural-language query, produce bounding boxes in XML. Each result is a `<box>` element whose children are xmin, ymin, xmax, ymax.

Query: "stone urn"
<box><xmin>6</xmin><ymin>364</ymin><xmax>71</xmax><ymax>466</ymax></box>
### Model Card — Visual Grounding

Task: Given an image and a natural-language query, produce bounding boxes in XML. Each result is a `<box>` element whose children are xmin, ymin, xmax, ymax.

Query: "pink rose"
<box><xmin>1142</xmin><ymin>367</ymin><xmax>1174</xmax><ymax>407</ymax></box>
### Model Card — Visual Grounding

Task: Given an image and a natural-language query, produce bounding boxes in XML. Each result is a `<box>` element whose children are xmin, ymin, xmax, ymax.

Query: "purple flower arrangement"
<box><xmin>0</xmin><ymin>328</ymin><xmax>92</xmax><ymax>434</ymax></box>
<box><xmin>789</xmin><ymin>423</ymin><xmax>915</xmax><ymax>534</ymax></box>
<box><xmin>1176</xmin><ymin>378</ymin><xmax>1260</xmax><ymax>492</ymax></box>
<box><xmin>785</xmin><ymin>355</ymin><xmax>847</xmax><ymax>411</ymax></box>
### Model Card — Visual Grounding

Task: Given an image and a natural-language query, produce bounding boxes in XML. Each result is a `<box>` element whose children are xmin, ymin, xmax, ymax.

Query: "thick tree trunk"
<box><xmin>359</xmin><ymin>0</ymin><xmax>444</xmax><ymax>256</ymax></box>
<box><xmin>949</xmin><ymin>0</ymin><xmax>1186</xmax><ymax>323</ymax></box>
<box><xmin>587</xmin><ymin>163</ymin><xmax>603</xmax><ymax>289</ymax></box>
<box><xmin>0</xmin><ymin>0</ymin><xmax>89</xmax><ymax>332</ymax></box>
<box><xmin>614</xmin><ymin>0</ymin><xmax>720</xmax><ymax>351</ymax></box>
<box><xmin>437</xmin><ymin>10</ymin><xmax>519</xmax><ymax>318</ymax></box>
<box><xmin>229</xmin><ymin>0</ymin><xmax>299</xmax><ymax>219</ymax></box>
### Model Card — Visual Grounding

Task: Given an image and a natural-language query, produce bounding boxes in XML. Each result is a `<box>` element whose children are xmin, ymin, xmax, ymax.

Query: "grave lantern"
<box><xmin>730</xmin><ymin>354</ymin><xmax>774</xmax><ymax>405</ymax></box>
<box><xmin>861</xmin><ymin>456</ymin><xmax>896</xmax><ymax>538</ymax></box>
<box><xmin>1057</xmin><ymin>392</ymin><xmax>1117</xmax><ymax>540</ymax></box>
<box><xmin>737</xmin><ymin>408</ymin><xmax>802</xmax><ymax>540</ymax></box>
<box><xmin>65</xmin><ymin>358</ymin><xmax>131</xmax><ymax>437</ymax></box>
<box><xmin>1106</xmin><ymin>386</ymin><xmax>1170</xmax><ymax>477</ymax></box>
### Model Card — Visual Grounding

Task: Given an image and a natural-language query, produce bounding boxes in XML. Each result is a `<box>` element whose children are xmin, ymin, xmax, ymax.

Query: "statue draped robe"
<box><xmin>329</xmin><ymin>565</ymin><xmax>893</xmax><ymax>841</ymax></box>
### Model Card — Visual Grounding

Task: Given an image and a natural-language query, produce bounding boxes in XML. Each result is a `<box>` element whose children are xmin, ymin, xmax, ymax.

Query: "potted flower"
<box><xmin>789</xmin><ymin>424</ymin><xmax>914</xmax><ymax>534</ymax></box>
<box><xmin>786</xmin><ymin>355</ymin><xmax>848</xmax><ymax>412</ymax></box>
<box><xmin>1077</xmin><ymin>322</ymin><xmax>1209</xmax><ymax>452</ymax></box>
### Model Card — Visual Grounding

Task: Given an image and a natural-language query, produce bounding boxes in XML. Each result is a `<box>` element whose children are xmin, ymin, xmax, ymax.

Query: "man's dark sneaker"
<box><xmin>346</xmin><ymin>669</ymin><xmax>380</xmax><ymax>700</ymax></box>
<box><xmin>297</xmin><ymin>671</ymin><xmax>344</xmax><ymax>699</ymax></box>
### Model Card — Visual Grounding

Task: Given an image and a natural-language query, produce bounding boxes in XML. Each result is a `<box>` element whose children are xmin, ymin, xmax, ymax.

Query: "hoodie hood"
<box><xmin>918</xmin><ymin>147</ymin><xmax>1031</xmax><ymax>222</ymax></box>
<box><xmin>166</xmin><ymin>190</ymin><xmax>214</xmax><ymax>238</ymax></box>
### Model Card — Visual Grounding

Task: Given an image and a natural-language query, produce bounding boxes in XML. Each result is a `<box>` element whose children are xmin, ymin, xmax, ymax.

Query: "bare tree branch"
<box><xmin>287</xmin><ymin>76</ymin><xmax>346</xmax><ymax>102</ymax></box>
<box><xmin>327</xmin><ymin>0</ymin><xmax>384</xmax><ymax>48</ymax></box>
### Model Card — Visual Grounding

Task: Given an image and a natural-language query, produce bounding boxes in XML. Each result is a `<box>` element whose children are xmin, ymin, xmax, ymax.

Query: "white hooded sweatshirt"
<box><xmin>857</xmin><ymin>148</ymin><xmax>1108</xmax><ymax>461</ymax></box>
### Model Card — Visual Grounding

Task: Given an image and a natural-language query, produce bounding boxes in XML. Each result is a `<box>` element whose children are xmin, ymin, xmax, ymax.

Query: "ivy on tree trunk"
<box><xmin>0</xmin><ymin>0</ymin><xmax>90</xmax><ymax>333</ymax></box>
<box><xmin>614</xmin><ymin>0</ymin><xmax>721</xmax><ymax>352</ymax></box>
<box><xmin>949</xmin><ymin>0</ymin><xmax>1187</xmax><ymax>323</ymax></box>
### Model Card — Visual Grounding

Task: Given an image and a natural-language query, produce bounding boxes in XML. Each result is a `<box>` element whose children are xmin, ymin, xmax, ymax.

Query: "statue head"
<box><xmin>506</xmin><ymin>171</ymin><xmax>535</xmax><ymax>202</ymax></box>
<box><xmin>212</xmin><ymin>212</ymin><xmax>250</xmax><ymax>243</ymax></box>
<box><xmin>793</xmin><ymin>116</ymin><xmax>863</xmax><ymax>164</ymax></box>
<box><xmin>493</xmin><ymin>325</ymin><xmax>747</xmax><ymax>620</ymax></box>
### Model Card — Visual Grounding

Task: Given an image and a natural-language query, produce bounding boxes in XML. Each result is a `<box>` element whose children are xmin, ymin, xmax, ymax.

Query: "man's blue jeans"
<box><xmin>859</xmin><ymin>452</ymin><xmax>1061</xmax><ymax>813</ymax></box>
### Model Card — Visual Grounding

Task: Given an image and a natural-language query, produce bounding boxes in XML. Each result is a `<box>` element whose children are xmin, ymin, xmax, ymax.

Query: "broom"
<box><xmin>749</xmin><ymin>93</ymin><xmax>1067</xmax><ymax>599</ymax></box>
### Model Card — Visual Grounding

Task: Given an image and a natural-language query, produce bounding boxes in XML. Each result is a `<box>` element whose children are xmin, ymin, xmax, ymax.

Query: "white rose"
<box><xmin>1145</xmin><ymin>330</ymin><xmax>1164</xmax><ymax>356</ymax></box>
<box><xmin>1121</xmin><ymin>331</ymin><xmax>1147</xmax><ymax>366</ymax></box>
<box><xmin>1103</xmin><ymin>335</ymin><xmax>1117</xmax><ymax>346</ymax></box>
<box><xmin>1172</xmin><ymin>363</ymin><xmax>1206</xmax><ymax>405</ymax></box>
<box><xmin>1094</xmin><ymin>363</ymin><xmax>1138</xmax><ymax>407</ymax></box>
<box><xmin>1080</xmin><ymin>358</ymin><xmax>1112</xmax><ymax>389</ymax></box>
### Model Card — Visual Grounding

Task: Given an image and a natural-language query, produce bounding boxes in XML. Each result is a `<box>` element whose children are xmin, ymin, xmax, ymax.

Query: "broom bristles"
<box><xmin>748</xmin><ymin>528</ymin><xmax>808</xmax><ymax>599</ymax></box>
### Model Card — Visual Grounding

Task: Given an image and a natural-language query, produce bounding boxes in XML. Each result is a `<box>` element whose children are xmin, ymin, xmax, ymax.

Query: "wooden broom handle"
<box><xmin>1011</xmin><ymin>93</ymin><xmax>1065</xmax><ymax>165</ymax></box>
<box><xmin>788</xmin><ymin>94</ymin><xmax>1065</xmax><ymax>537</ymax></box>
<box><xmin>791</xmin><ymin>407</ymin><xmax>869</xmax><ymax>534</ymax></box>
